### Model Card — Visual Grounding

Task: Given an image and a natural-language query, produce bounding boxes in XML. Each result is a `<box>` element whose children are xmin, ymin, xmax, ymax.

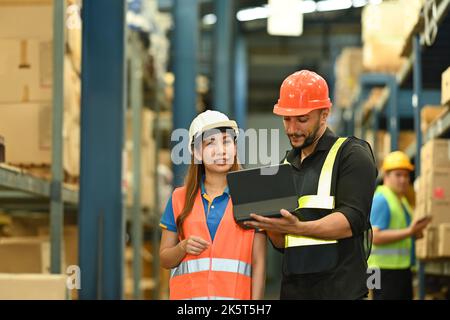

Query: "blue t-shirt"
<box><xmin>159</xmin><ymin>178</ymin><xmax>230</xmax><ymax>242</ymax></box>
<box><xmin>370</xmin><ymin>193</ymin><xmax>415</xmax><ymax>266</ymax></box>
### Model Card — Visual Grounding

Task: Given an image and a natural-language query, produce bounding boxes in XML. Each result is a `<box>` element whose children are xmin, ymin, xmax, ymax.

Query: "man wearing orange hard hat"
<box><xmin>245</xmin><ymin>70</ymin><xmax>378</xmax><ymax>299</ymax></box>
<box><xmin>368</xmin><ymin>151</ymin><xmax>431</xmax><ymax>300</ymax></box>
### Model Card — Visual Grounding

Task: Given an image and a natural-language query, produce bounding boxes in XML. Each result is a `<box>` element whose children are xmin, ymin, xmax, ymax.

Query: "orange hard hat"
<box><xmin>382</xmin><ymin>151</ymin><xmax>414</xmax><ymax>172</ymax></box>
<box><xmin>273</xmin><ymin>70</ymin><xmax>332</xmax><ymax>116</ymax></box>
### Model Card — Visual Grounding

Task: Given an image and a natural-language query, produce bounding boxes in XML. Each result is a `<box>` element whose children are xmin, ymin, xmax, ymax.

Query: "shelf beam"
<box><xmin>0</xmin><ymin>166</ymin><xmax>78</xmax><ymax>204</ymax></box>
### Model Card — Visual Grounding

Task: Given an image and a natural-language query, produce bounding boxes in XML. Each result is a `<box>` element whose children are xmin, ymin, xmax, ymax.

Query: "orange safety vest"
<box><xmin>169</xmin><ymin>186</ymin><xmax>255</xmax><ymax>300</ymax></box>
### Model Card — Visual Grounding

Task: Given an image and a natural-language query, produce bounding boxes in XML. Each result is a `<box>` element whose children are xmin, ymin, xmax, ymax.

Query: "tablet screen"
<box><xmin>227</xmin><ymin>164</ymin><xmax>297</xmax><ymax>205</ymax></box>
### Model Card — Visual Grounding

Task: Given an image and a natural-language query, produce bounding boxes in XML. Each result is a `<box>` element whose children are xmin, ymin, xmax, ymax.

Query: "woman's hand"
<box><xmin>179</xmin><ymin>236</ymin><xmax>211</xmax><ymax>255</ymax></box>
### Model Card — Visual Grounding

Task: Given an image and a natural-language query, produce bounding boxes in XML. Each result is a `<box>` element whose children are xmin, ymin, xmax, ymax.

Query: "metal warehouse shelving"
<box><xmin>0</xmin><ymin>1</ymin><xmax>150</xmax><ymax>300</ymax></box>
<box><xmin>0</xmin><ymin>164</ymin><xmax>78</xmax><ymax>212</ymax></box>
<box><xmin>0</xmin><ymin>1</ymin><xmax>72</xmax><ymax>275</ymax></box>
<box><xmin>341</xmin><ymin>0</ymin><xmax>450</xmax><ymax>300</ymax></box>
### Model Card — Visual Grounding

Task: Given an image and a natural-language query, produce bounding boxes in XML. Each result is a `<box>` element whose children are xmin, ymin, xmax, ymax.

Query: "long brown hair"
<box><xmin>176</xmin><ymin>152</ymin><xmax>240</xmax><ymax>240</ymax></box>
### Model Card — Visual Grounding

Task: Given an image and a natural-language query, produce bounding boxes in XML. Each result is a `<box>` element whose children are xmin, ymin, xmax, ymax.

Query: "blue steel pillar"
<box><xmin>372</xmin><ymin>109</ymin><xmax>380</xmax><ymax>157</ymax></box>
<box><xmin>234</xmin><ymin>34</ymin><xmax>247</xmax><ymax>129</ymax></box>
<box><xmin>172</xmin><ymin>0</ymin><xmax>199</xmax><ymax>187</ymax></box>
<box><xmin>79</xmin><ymin>0</ymin><xmax>126</xmax><ymax>299</ymax></box>
<box><xmin>213</xmin><ymin>0</ymin><xmax>234</xmax><ymax>115</ymax></box>
<box><xmin>50</xmin><ymin>0</ymin><xmax>65</xmax><ymax>274</ymax></box>
<box><xmin>387</xmin><ymin>77</ymin><xmax>399</xmax><ymax>151</ymax></box>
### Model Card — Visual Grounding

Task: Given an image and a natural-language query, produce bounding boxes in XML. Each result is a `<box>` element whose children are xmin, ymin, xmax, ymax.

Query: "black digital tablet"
<box><xmin>227</xmin><ymin>164</ymin><xmax>298</xmax><ymax>225</ymax></box>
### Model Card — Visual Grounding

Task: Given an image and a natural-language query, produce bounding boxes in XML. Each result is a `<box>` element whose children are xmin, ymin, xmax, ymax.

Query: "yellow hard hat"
<box><xmin>382</xmin><ymin>151</ymin><xmax>414</xmax><ymax>172</ymax></box>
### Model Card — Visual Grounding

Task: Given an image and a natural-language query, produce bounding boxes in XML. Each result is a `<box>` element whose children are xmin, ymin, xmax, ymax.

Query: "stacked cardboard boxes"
<box><xmin>125</xmin><ymin>109</ymin><xmax>156</xmax><ymax>209</ymax></box>
<box><xmin>0</xmin><ymin>273</ymin><xmax>68</xmax><ymax>300</ymax></box>
<box><xmin>362</xmin><ymin>88</ymin><xmax>384</xmax><ymax>113</ymax></box>
<box><xmin>0</xmin><ymin>216</ymin><xmax>78</xmax><ymax>269</ymax></box>
<box><xmin>0</xmin><ymin>237</ymin><xmax>50</xmax><ymax>274</ymax></box>
<box><xmin>66</xmin><ymin>0</ymin><xmax>82</xmax><ymax>75</ymax></box>
<box><xmin>334</xmin><ymin>47</ymin><xmax>363</xmax><ymax>109</ymax></box>
<box><xmin>367</xmin><ymin>130</ymin><xmax>415</xmax><ymax>169</ymax></box>
<box><xmin>0</xmin><ymin>1</ymin><xmax>81</xmax><ymax>180</ymax></box>
<box><xmin>38</xmin><ymin>225</ymin><xmax>78</xmax><ymax>269</ymax></box>
<box><xmin>421</xmin><ymin>105</ymin><xmax>448</xmax><ymax>134</ymax></box>
<box><xmin>362</xmin><ymin>0</ymin><xmax>424</xmax><ymax>72</ymax></box>
<box><xmin>416</xmin><ymin>139</ymin><xmax>450</xmax><ymax>258</ymax></box>
<box><xmin>0</xmin><ymin>216</ymin><xmax>78</xmax><ymax>299</ymax></box>
<box><xmin>124</xmin><ymin>240</ymin><xmax>170</xmax><ymax>300</ymax></box>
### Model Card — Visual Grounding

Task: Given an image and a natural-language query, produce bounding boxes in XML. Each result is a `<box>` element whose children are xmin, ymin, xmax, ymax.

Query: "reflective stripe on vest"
<box><xmin>285</xmin><ymin>137</ymin><xmax>347</xmax><ymax>248</ymax></box>
<box><xmin>171</xmin><ymin>258</ymin><xmax>252</xmax><ymax>278</ymax></box>
<box><xmin>285</xmin><ymin>234</ymin><xmax>337</xmax><ymax>247</ymax></box>
<box><xmin>297</xmin><ymin>195</ymin><xmax>335</xmax><ymax>210</ymax></box>
<box><xmin>371</xmin><ymin>248</ymin><xmax>410</xmax><ymax>256</ymax></box>
<box><xmin>187</xmin><ymin>296</ymin><xmax>237</xmax><ymax>300</ymax></box>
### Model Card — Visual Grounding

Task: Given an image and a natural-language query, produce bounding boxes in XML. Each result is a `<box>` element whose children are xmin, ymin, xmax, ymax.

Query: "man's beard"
<box><xmin>289</xmin><ymin>120</ymin><xmax>321</xmax><ymax>149</ymax></box>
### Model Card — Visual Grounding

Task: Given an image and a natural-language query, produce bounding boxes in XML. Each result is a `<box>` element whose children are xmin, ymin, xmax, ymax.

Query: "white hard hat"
<box><xmin>188</xmin><ymin>110</ymin><xmax>239</xmax><ymax>153</ymax></box>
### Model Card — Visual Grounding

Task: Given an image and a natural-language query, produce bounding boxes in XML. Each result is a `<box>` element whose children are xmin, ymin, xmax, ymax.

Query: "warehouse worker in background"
<box><xmin>245</xmin><ymin>70</ymin><xmax>377</xmax><ymax>299</ymax></box>
<box><xmin>368</xmin><ymin>151</ymin><xmax>431</xmax><ymax>300</ymax></box>
<box><xmin>159</xmin><ymin>110</ymin><xmax>266</xmax><ymax>300</ymax></box>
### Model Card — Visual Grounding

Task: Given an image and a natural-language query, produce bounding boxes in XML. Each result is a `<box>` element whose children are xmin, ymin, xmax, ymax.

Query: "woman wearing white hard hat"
<box><xmin>159</xmin><ymin>110</ymin><xmax>266</xmax><ymax>300</ymax></box>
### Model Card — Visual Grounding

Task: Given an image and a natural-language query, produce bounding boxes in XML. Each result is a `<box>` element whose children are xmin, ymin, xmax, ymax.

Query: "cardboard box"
<box><xmin>415</xmin><ymin>176</ymin><xmax>425</xmax><ymax>208</ymax></box>
<box><xmin>0</xmin><ymin>103</ymin><xmax>80</xmax><ymax>176</ymax></box>
<box><xmin>38</xmin><ymin>225</ymin><xmax>78</xmax><ymax>269</ymax></box>
<box><xmin>64</xmin><ymin>54</ymin><xmax>81</xmax><ymax>124</ymax></box>
<box><xmin>125</xmin><ymin>127</ymin><xmax>156</xmax><ymax>208</ymax></box>
<box><xmin>362</xmin><ymin>0</ymin><xmax>424</xmax><ymax>41</ymax></box>
<box><xmin>416</xmin><ymin>227</ymin><xmax>438</xmax><ymax>260</ymax></box>
<box><xmin>366</xmin><ymin>130</ymin><xmax>388</xmax><ymax>167</ymax></box>
<box><xmin>421</xmin><ymin>139</ymin><xmax>450</xmax><ymax>174</ymax></box>
<box><xmin>126</xmin><ymin>173</ymin><xmax>155</xmax><ymax>209</ymax></box>
<box><xmin>414</xmin><ymin>198</ymin><xmax>426</xmax><ymax>220</ymax></box>
<box><xmin>0</xmin><ymin>39</ymin><xmax>53</xmax><ymax>103</ymax></box>
<box><xmin>0</xmin><ymin>273</ymin><xmax>67</xmax><ymax>300</ymax></box>
<box><xmin>362</xmin><ymin>88</ymin><xmax>384</xmax><ymax>113</ymax></box>
<box><xmin>0</xmin><ymin>4</ymin><xmax>52</xmax><ymax>39</ymax></box>
<box><xmin>361</xmin><ymin>1</ymin><xmax>423</xmax><ymax>72</ymax></box>
<box><xmin>334</xmin><ymin>47</ymin><xmax>363</xmax><ymax>108</ymax></box>
<box><xmin>66</xmin><ymin>8</ymin><xmax>82</xmax><ymax>75</ymax></box>
<box><xmin>363</xmin><ymin>39</ymin><xmax>407</xmax><ymax>73</ymax></box>
<box><xmin>425</xmin><ymin>199</ymin><xmax>450</xmax><ymax>226</ymax></box>
<box><xmin>415</xmin><ymin>234</ymin><xmax>425</xmax><ymax>259</ymax></box>
<box><xmin>0</xmin><ymin>103</ymin><xmax>52</xmax><ymax>164</ymax></box>
<box><xmin>419</xmin><ymin>168</ymin><xmax>450</xmax><ymax>226</ymax></box>
<box><xmin>362</xmin><ymin>1</ymin><xmax>423</xmax><ymax>72</ymax></box>
<box><xmin>442</xmin><ymin>67</ymin><xmax>450</xmax><ymax>106</ymax></box>
<box><xmin>126</xmin><ymin>109</ymin><xmax>155</xmax><ymax>145</ymax></box>
<box><xmin>421</xmin><ymin>105</ymin><xmax>448</xmax><ymax>133</ymax></box>
<box><xmin>424</xmin><ymin>168</ymin><xmax>450</xmax><ymax>201</ymax></box>
<box><xmin>63</xmin><ymin>118</ymin><xmax>80</xmax><ymax>177</ymax></box>
<box><xmin>438</xmin><ymin>224</ymin><xmax>450</xmax><ymax>257</ymax></box>
<box><xmin>362</xmin><ymin>2</ymin><xmax>406</xmax><ymax>41</ymax></box>
<box><xmin>0</xmin><ymin>237</ymin><xmax>50</xmax><ymax>273</ymax></box>
<box><xmin>382</xmin><ymin>131</ymin><xmax>416</xmax><ymax>156</ymax></box>
<box><xmin>125</xmin><ymin>140</ymin><xmax>156</xmax><ymax>176</ymax></box>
